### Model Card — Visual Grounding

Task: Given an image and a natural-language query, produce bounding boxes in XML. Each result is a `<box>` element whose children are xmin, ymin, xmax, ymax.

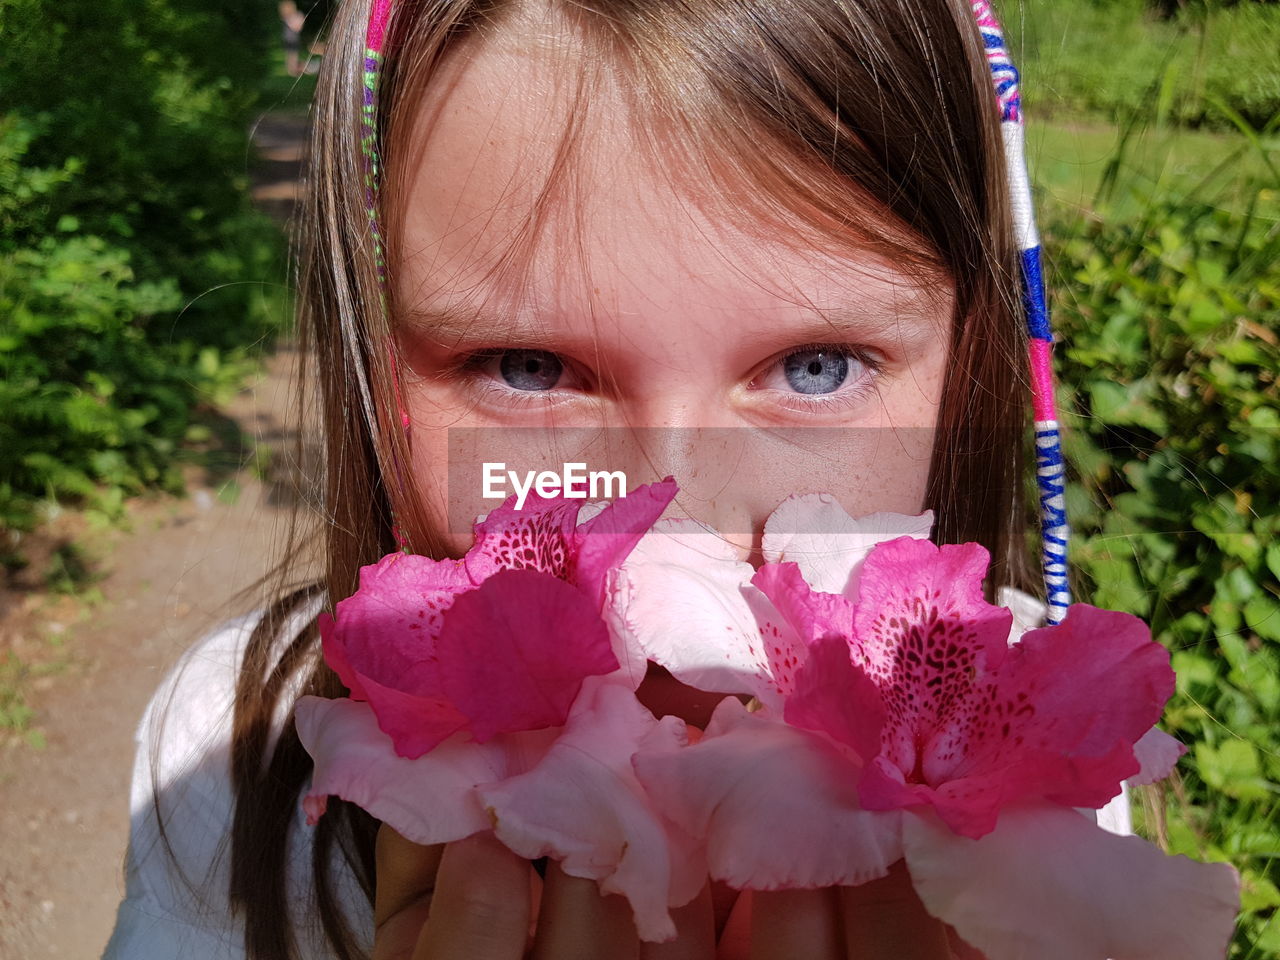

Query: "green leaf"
<box><xmin>1087</xmin><ymin>379</ymin><xmax>1169</xmax><ymax>432</ymax></box>
<box><xmin>1244</xmin><ymin>594</ymin><xmax>1280</xmax><ymax>643</ymax></box>
<box><xmin>1183</xmin><ymin>295</ymin><xmax>1224</xmax><ymax>335</ymax></box>
<box><xmin>1171</xmin><ymin>650</ymin><xmax>1217</xmax><ymax>695</ymax></box>
<box><xmin>1195</xmin><ymin>739</ymin><xmax>1273</xmax><ymax>800</ymax></box>
<box><xmin>1241</xmin><ymin>871</ymin><xmax>1280</xmax><ymax>912</ymax></box>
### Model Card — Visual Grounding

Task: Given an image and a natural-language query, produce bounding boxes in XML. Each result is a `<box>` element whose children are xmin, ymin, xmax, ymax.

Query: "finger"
<box><xmin>372</xmin><ymin>825</ymin><xmax>443</xmax><ymax>960</ymax></box>
<box><xmin>414</xmin><ymin>833</ymin><xmax>532</xmax><ymax>960</ymax></box>
<box><xmin>642</xmin><ymin>881</ymin><xmax>715</xmax><ymax>960</ymax></box>
<box><xmin>748</xmin><ymin>888</ymin><xmax>842</xmax><ymax>960</ymax></box>
<box><xmin>837</xmin><ymin>860</ymin><xmax>952</xmax><ymax>960</ymax></box>
<box><xmin>530</xmin><ymin>862</ymin><xmax>640</xmax><ymax>960</ymax></box>
<box><xmin>375</xmin><ymin>825</ymin><xmax>445</xmax><ymax>926</ymax></box>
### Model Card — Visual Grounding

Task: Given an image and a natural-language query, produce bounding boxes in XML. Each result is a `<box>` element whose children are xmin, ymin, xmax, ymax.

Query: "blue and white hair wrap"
<box><xmin>970</xmin><ymin>0</ymin><xmax>1072</xmax><ymax>624</ymax></box>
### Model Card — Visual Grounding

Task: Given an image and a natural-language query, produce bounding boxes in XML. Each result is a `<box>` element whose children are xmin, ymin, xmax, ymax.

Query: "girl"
<box><xmin>104</xmin><ymin>0</ymin><xmax>1095</xmax><ymax>956</ymax></box>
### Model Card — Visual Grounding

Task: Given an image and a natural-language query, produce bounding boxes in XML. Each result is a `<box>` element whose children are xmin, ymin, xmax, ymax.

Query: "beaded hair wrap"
<box><xmin>360</xmin><ymin>0</ymin><xmax>412</xmax><ymax>549</ymax></box>
<box><xmin>967</xmin><ymin>0</ymin><xmax>1071</xmax><ymax>624</ymax></box>
<box><xmin>358</xmin><ymin>0</ymin><xmax>1072</xmax><ymax>615</ymax></box>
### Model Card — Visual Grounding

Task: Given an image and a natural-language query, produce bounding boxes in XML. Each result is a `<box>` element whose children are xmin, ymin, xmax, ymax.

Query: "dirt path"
<box><xmin>0</xmin><ymin>110</ymin><xmax>310</xmax><ymax>959</ymax></box>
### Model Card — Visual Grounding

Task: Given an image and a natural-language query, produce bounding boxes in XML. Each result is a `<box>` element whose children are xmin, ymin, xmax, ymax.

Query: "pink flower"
<box><xmin>621</xmin><ymin>495</ymin><xmax>1240</xmax><ymax>959</ymax></box>
<box><xmin>319</xmin><ymin>479</ymin><xmax>679</xmax><ymax>757</ymax></box>
<box><xmin>296</xmin><ymin>479</ymin><xmax>707</xmax><ymax>941</ymax></box>
<box><xmin>608</xmin><ymin>493</ymin><xmax>937</xmax><ymax>710</ymax></box>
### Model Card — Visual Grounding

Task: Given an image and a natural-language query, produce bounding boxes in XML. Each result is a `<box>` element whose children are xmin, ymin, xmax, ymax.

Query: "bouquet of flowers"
<box><xmin>296</xmin><ymin>482</ymin><xmax>1240</xmax><ymax>957</ymax></box>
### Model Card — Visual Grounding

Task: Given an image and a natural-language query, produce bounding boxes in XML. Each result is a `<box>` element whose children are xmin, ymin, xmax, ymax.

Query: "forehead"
<box><xmin>385</xmin><ymin>3</ymin><xmax>945</xmax><ymax>327</ymax></box>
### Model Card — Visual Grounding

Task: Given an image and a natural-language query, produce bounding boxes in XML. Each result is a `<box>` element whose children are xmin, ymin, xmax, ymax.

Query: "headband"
<box><xmin>357</xmin><ymin>0</ymin><xmax>1071</xmax><ymax>622</ymax></box>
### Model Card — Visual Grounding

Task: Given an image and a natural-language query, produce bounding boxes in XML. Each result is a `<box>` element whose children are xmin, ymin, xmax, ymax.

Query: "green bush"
<box><xmin>1046</xmin><ymin>172</ymin><xmax>1280</xmax><ymax>955</ymax></box>
<box><xmin>0</xmin><ymin>1</ymin><xmax>285</xmax><ymax>531</ymax></box>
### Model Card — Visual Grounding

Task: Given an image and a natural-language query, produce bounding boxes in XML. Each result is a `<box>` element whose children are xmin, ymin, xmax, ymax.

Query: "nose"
<box><xmin>595</xmin><ymin>426</ymin><xmax>758</xmax><ymax>564</ymax></box>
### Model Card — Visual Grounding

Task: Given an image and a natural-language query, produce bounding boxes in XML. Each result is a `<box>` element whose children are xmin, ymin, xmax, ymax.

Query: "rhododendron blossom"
<box><xmin>620</xmin><ymin>495</ymin><xmax>1240</xmax><ymax>959</ymax></box>
<box><xmin>295</xmin><ymin>479</ymin><xmax>707</xmax><ymax>942</ymax></box>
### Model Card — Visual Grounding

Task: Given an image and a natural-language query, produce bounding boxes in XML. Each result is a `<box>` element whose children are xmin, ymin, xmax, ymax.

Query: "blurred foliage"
<box><xmin>1044</xmin><ymin>112</ymin><xmax>1280</xmax><ymax>954</ymax></box>
<box><xmin>1010</xmin><ymin>0</ymin><xmax>1280</xmax><ymax>131</ymax></box>
<box><xmin>0</xmin><ymin>1</ymin><xmax>285</xmax><ymax>531</ymax></box>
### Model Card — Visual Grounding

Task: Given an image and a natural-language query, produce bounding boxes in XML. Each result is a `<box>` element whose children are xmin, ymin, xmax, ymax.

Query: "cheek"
<box><xmin>405</xmin><ymin>417</ymin><xmax>471</xmax><ymax>558</ymax></box>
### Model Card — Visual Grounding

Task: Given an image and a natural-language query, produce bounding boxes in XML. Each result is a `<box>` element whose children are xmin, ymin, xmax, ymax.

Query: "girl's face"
<box><xmin>389</xmin><ymin>12</ymin><xmax>952</xmax><ymax>564</ymax></box>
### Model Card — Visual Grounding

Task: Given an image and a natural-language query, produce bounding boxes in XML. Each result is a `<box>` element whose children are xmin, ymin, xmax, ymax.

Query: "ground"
<box><xmin>0</xmin><ymin>111</ymin><xmax>310</xmax><ymax>959</ymax></box>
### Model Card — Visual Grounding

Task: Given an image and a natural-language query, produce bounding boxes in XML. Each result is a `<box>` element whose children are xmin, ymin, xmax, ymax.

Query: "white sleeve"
<box><xmin>102</xmin><ymin>604</ymin><xmax>375</xmax><ymax>960</ymax></box>
<box><xmin>101</xmin><ymin>613</ymin><xmax>260</xmax><ymax>960</ymax></box>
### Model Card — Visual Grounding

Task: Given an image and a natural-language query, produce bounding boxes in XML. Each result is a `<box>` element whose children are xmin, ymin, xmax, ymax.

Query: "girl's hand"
<box><xmin>373</xmin><ymin>826</ymin><xmax>971</xmax><ymax>960</ymax></box>
<box><xmin>740</xmin><ymin>860</ymin><xmax>971</xmax><ymax>960</ymax></box>
<box><xmin>371</xmin><ymin>824</ymin><xmax>717</xmax><ymax>959</ymax></box>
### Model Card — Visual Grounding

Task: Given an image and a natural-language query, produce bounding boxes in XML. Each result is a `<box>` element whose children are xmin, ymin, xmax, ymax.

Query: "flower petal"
<box><xmin>466</xmin><ymin>494</ymin><xmax>580</xmax><ymax>582</ymax></box>
<box><xmin>861</xmin><ymin>738</ymin><xmax>1136</xmax><ymax>840</ymax></box>
<box><xmin>762</xmin><ymin>494</ymin><xmax>934</xmax><ymax>597</ymax></box>
<box><xmin>319</xmin><ymin>611</ymin><xmax>366</xmax><ymax>700</ymax></box>
<box><xmin>751</xmin><ymin>561</ymin><xmax>854</xmax><ymax>647</ymax></box>
<box><xmin>904</xmin><ymin>804</ymin><xmax>1240</xmax><ymax>960</ymax></box>
<box><xmin>854</xmin><ymin>538</ymin><xmax>1011</xmax><ymax>681</ymax></box>
<box><xmin>477</xmin><ymin>679</ymin><xmax>701</xmax><ymax>943</ymax></box>
<box><xmin>636</xmin><ymin>697</ymin><xmax>904</xmax><ymax>891</ymax></box>
<box><xmin>852</xmin><ymin>539</ymin><xmax>1013</xmax><ymax>786</ymax></box>
<box><xmin>938</xmin><ymin>605</ymin><xmax>1172</xmax><ymax>813</ymax></box>
<box><xmin>327</xmin><ymin>552</ymin><xmax>473</xmax><ymax>694</ymax></box>
<box><xmin>609</xmin><ymin>518</ymin><xmax>774</xmax><ymax>701</ymax></box>
<box><xmin>785</xmin><ymin>633</ymin><xmax>885</xmax><ymax>763</ymax></box>
<box><xmin>351</xmin><ymin>671</ymin><xmax>470</xmax><ymax>759</ymax></box>
<box><xmin>435</xmin><ymin>569</ymin><xmax>618</xmax><ymax>742</ymax></box>
<box><xmin>1128</xmin><ymin>727</ymin><xmax>1186</xmax><ymax>786</ymax></box>
<box><xmin>572</xmin><ymin>478</ymin><xmax>678</xmax><ymax>607</ymax></box>
<box><xmin>295</xmin><ymin>695</ymin><xmax>555</xmax><ymax>846</ymax></box>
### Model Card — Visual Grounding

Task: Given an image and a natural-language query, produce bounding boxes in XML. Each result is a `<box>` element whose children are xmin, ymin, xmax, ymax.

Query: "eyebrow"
<box><xmin>401</xmin><ymin>304</ymin><xmax>563</xmax><ymax>349</ymax></box>
<box><xmin>400</xmin><ymin>295</ymin><xmax>939</xmax><ymax>351</ymax></box>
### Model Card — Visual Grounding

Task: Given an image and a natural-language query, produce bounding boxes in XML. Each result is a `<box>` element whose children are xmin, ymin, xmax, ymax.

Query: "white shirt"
<box><xmin>100</xmin><ymin>590</ymin><xmax>1132</xmax><ymax>958</ymax></box>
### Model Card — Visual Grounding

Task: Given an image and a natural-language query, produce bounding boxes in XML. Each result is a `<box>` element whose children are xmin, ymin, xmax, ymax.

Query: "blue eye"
<box><xmin>782</xmin><ymin>348</ymin><xmax>851</xmax><ymax>394</ymax></box>
<box><xmin>498</xmin><ymin>349</ymin><xmax>563</xmax><ymax>391</ymax></box>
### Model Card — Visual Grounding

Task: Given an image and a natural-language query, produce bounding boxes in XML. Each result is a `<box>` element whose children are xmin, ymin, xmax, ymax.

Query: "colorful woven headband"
<box><xmin>357</xmin><ymin>0</ymin><xmax>1071</xmax><ymax>622</ymax></box>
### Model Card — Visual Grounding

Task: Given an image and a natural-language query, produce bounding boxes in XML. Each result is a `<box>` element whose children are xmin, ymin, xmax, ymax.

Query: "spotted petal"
<box><xmin>849</xmin><ymin>539</ymin><xmax>1013</xmax><ymax>804</ymax></box>
<box><xmin>326</xmin><ymin>552</ymin><xmax>472</xmax><ymax>690</ymax></box>
<box><xmin>905</xmin><ymin>604</ymin><xmax>1174</xmax><ymax>836</ymax></box>
<box><xmin>320</xmin><ymin>553</ymin><xmax>475</xmax><ymax>757</ymax></box>
<box><xmin>466</xmin><ymin>494</ymin><xmax>580</xmax><ymax>582</ymax></box>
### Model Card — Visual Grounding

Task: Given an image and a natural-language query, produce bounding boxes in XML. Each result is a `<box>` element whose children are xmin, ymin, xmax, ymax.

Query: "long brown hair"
<box><xmin>225</xmin><ymin>0</ymin><xmax>1033</xmax><ymax>956</ymax></box>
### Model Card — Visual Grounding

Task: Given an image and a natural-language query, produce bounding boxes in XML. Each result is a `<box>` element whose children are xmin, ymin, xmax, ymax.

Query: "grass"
<box><xmin>0</xmin><ymin>631</ymin><xmax>73</xmax><ymax>749</ymax></box>
<box><xmin>1029</xmin><ymin>113</ymin><xmax>1279</xmax><ymax>220</ymax></box>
